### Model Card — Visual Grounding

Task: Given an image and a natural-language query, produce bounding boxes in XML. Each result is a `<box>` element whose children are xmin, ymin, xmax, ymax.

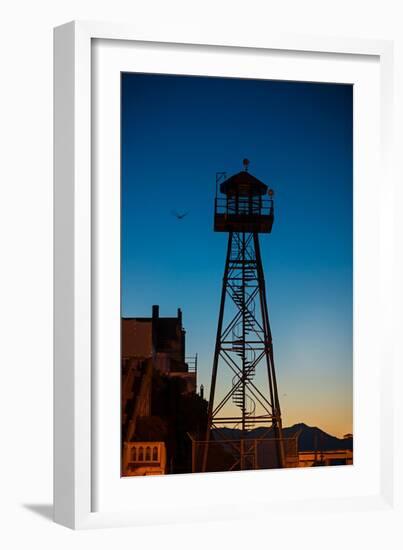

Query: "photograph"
<box><xmin>120</xmin><ymin>73</ymin><xmax>353</xmax><ymax>476</ymax></box>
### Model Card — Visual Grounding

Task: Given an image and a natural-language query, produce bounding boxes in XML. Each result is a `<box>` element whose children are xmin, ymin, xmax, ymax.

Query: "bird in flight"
<box><xmin>171</xmin><ymin>210</ymin><xmax>189</xmax><ymax>220</ymax></box>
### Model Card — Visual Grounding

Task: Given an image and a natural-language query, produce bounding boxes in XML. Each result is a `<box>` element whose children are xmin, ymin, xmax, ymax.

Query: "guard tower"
<box><xmin>202</xmin><ymin>159</ymin><xmax>285</xmax><ymax>472</ymax></box>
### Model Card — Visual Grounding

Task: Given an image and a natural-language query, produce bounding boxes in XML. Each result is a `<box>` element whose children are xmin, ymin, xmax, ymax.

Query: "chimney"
<box><xmin>177</xmin><ymin>308</ymin><xmax>182</xmax><ymax>324</ymax></box>
<box><xmin>152</xmin><ymin>305</ymin><xmax>159</xmax><ymax>319</ymax></box>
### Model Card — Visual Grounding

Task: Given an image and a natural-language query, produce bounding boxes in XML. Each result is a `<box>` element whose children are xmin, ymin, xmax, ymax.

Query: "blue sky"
<box><xmin>121</xmin><ymin>73</ymin><xmax>353</xmax><ymax>437</ymax></box>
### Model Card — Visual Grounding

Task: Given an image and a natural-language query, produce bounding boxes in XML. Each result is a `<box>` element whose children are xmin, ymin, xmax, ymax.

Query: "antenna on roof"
<box><xmin>242</xmin><ymin>158</ymin><xmax>250</xmax><ymax>172</ymax></box>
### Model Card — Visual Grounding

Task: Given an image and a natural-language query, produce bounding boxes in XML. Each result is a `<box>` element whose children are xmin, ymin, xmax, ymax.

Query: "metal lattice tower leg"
<box><xmin>202</xmin><ymin>231</ymin><xmax>285</xmax><ymax>472</ymax></box>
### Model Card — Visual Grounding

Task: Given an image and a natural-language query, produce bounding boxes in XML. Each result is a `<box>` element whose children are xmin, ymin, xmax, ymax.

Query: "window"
<box><xmin>145</xmin><ymin>446</ymin><xmax>151</xmax><ymax>461</ymax></box>
<box><xmin>130</xmin><ymin>447</ymin><xmax>137</xmax><ymax>461</ymax></box>
<box><xmin>152</xmin><ymin>446</ymin><xmax>158</xmax><ymax>461</ymax></box>
<box><xmin>138</xmin><ymin>446</ymin><xmax>144</xmax><ymax>461</ymax></box>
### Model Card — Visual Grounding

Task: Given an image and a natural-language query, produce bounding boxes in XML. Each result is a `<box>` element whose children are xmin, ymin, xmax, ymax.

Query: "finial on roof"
<box><xmin>242</xmin><ymin>158</ymin><xmax>250</xmax><ymax>172</ymax></box>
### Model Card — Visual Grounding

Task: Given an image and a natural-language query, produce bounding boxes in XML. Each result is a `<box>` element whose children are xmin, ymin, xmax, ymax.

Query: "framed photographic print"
<box><xmin>54</xmin><ymin>21</ymin><xmax>398</xmax><ymax>531</ymax></box>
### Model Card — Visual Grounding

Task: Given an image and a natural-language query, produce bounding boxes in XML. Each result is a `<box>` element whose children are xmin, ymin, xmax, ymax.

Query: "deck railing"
<box><xmin>215</xmin><ymin>197</ymin><xmax>273</xmax><ymax>216</ymax></box>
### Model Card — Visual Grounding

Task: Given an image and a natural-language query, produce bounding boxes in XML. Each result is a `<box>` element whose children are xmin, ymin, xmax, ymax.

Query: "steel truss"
<box><xmin>202</xmin><ymin>231</ymin><xmax>285</xmax><ymax>471</ymax></box>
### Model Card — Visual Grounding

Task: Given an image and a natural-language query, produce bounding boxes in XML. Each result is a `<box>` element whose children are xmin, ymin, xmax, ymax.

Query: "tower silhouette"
<box><xmin>202</xmin><ymin>160</ymin><xmax>285</xmax><ymax>472</ymax></box>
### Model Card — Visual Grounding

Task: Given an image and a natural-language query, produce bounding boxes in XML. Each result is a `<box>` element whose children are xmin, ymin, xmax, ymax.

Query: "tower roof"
<box><xmin>220</xmin><ymin>171</ymin><xmax>268</xmax><ymax>196</ymax></box>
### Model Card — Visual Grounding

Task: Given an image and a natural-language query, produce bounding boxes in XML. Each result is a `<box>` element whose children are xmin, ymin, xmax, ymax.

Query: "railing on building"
<box><xmin>298</xmin><ymin>449</ymin><xmax>353</xmax><ymax>467</ymax></box>
<box><xmin>185</xmin><ymin>353</ymin><xmax>198</xmax><ymax>390</ymax></box>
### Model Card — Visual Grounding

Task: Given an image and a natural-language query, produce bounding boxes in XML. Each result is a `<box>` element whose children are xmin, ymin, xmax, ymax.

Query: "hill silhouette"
<box><xmin>213</xmin><ymin>423</ymin><xmax>353</xmax><ymax>452</ymax></box>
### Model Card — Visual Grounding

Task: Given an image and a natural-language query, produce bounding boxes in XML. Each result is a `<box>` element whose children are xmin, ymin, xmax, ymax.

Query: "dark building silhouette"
<box><xmin>122</xmin><ymin>305</ymin><xmax>196</xmax><ymax>394</ymax></box>
<box><xmin>121</xmin><ymin>306</ymin><xmax>198</xmax><ymax>475</ymax></box>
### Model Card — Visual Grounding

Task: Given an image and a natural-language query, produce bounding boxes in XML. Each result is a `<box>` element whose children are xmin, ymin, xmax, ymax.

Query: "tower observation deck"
<box><xmin>214</xmin><ymin>166</ymin><xmax>274</xmax><ymax>234</ymax></box>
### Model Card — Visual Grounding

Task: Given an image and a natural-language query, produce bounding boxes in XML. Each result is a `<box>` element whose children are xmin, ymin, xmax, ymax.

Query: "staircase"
<box><xmin>230</xmin><ymin>281</ymin><xmax>257</xmax><ymax>428</ymax></box>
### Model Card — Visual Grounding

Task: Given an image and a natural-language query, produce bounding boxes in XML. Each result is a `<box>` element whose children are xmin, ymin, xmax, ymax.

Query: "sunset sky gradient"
<box><xmin>121</xmin><ymin>73</ymin><xmax>353</xmax><ymax>438</ymax></box>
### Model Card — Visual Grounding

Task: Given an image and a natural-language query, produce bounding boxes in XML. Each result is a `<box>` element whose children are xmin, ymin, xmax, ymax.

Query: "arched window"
<box><xmin>152</xmin><ymin>446</ymin><xmax>158</xmax><ymax>461</ymax></box>
<box><xmin>145</xmin><ymin>446</ymin><xmax>151</xmax><ymax>461</ymax></box>
<box><xmin>138</xmin><ymin>446</ymin><xmax>144</xmax><ymax>461</ymax></box>
<box><xmin>130</xmin><ymin>447</ymin><xmax>137</xmax><ymax>461</ymax></box>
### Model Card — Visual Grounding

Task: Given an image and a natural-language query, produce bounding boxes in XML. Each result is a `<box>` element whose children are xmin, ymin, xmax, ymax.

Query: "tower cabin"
<box><xmin>214</xmin><ymin>160</ymin><xmax>274</xmax><ymax>234</ymax></box>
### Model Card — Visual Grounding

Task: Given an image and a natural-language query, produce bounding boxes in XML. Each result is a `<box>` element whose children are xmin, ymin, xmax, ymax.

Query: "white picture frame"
<box><xmin>54</xmin><ymin>20</ymin><xmax>399</xmax><ymax>531</ymax></box>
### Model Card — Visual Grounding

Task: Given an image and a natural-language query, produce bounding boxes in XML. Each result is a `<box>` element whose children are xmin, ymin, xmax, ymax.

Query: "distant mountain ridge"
<box><xmin>213</xmin><ymin>423</ymin><xmax>353</xmax><ymax>452</ymax></box>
